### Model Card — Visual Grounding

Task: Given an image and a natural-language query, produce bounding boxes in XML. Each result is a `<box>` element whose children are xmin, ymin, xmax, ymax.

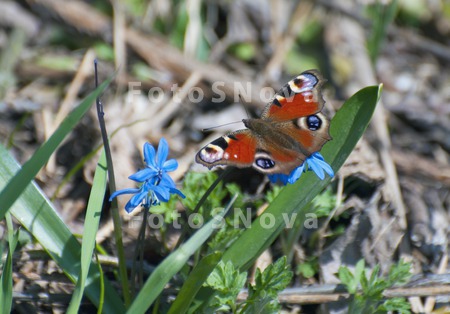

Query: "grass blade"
<box><xmin>167</xmin><ymin>252</ymin><xmax>222</xmax><ymax>314</ymax></box>
<box><xmin>0</xmin><ymin>214</ymin><xmax>18</xmax><ymax>314</ymax></box>
<box><xmin>67</xmin><ymin>149</ymin><xmax>108</xmax><ymax>313</ymax></box>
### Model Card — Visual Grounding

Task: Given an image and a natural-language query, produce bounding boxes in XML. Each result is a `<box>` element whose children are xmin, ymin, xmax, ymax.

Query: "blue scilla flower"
<box><xmin>268</xmin><ymin>152</ymin><xmax>334</xmax><ymax>185</ymax></box>
<box><xmin>110</xmin><ymin>138</ymin><xmax>185</xmax><ymax>213</ymax></box>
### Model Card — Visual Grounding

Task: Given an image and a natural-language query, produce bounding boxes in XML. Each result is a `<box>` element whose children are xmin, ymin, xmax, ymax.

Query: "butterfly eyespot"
<box><xmin>306</xmin><ymin>115</ymin><xmax>322</xmax><ymax>131</ymax></box>
<box><xmin>293</xmin><ymin>78</ymin><xmax>302</xmax><ymax>86</ymax></box>
<box><xmin>302</xmin><ymin>73</ymin><xmax>318</xmax><ymax>86</ymax></box>
<box><xmin>255</xmin><ymin>158</ymin><xmax>275</xmax><ymax>170</ymax></box>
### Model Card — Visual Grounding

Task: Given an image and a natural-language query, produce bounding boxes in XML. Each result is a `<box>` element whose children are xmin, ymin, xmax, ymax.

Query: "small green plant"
<box><xmin>337</xmin><ymin>259</ymin><xmax>412</xmax><ymax>314</ymax></box>
<box><xmin>240</xmin><ymin>256</ymin><xmax>293</xmax><ymax>314</ymax></box>
<box><xmin>204</xmin><ymin>257</ymin><xmax>293</xmax><ymax>314</ymax></box>
<box><xmin>204</xmin><ymin>261</ymin><xmax>247</xmax><ymax>313</ymax></box>
<box><xmin>311</xmin><ymin>187</ymin><xmax>337</xmax><ymax>218</ymax></box>
<box><xmin>296</xmin><ymin>257</ymin><xmax>318</xmax><ymax>279</ymax></box>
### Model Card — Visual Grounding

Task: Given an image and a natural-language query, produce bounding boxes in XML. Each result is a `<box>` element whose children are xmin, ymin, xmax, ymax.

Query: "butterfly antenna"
<box><xmin>238</xmin><ymin>93</ymin><xmax>252</xmax><ymax>119</ymax></box>
<box><xmin>202</xmin><ymin>120</ymin><xmax>242</xmax><ymax>132</ymax></box>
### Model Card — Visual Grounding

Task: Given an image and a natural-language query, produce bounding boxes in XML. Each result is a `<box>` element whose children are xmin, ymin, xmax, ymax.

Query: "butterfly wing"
<box><xmin>195</xmin><ymin>127</ymin><xmax>316</xmax><ymax>175</ymax></box>
<box><xmin>262</xmin><ymin>70</ymin><xmax>325</xmax><ymax>121</ymax></box>
<box><xmin>195</xmin><ymin>130</ymin><xmax>257</xmax><ymax>169</ymax></box>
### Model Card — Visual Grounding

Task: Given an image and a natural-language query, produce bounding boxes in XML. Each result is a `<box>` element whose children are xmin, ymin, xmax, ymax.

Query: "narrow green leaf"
<box><xmin>67</xmin><ymin>149</ymin><xmax>108</xmax><ymax>313</ymax></box>
<box><xmin>167</xmin><ymin>252</ymin><xmax>222</xmax><ymax>314</ymax></box>
<box><xmin>0</xmin><ymin>144</ymin><xmax>125</xmax><ymax>313</ymax></box>
<box><xmin>0</xmin><ymin>77</ymin><xmax>111</xmax><ymax>220</ymax></box>
<box><xmin>367</xmin><ymin>0</ymin><xmax>398</xmax><ymax>63</ymax></box>
<box><xmin>338</xmin><ymin>267</ymin><xmax>356</xmax><ymax>293</ymax></box>
<box><xmin>354</xmin><ymin>259</ymin><xmax>366</xmax><ymax>285</ymax></box>
<box><xmin>0</xmin><ymin>214</ymin><xmax>18</xmax><ymax>314</ymax></box>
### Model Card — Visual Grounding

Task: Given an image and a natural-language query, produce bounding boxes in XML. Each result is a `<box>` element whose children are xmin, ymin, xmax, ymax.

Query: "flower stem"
<box><xmin>131</xmin><ymin>206</ymin><xmax>150</xmax><ymax>296</ymax></box>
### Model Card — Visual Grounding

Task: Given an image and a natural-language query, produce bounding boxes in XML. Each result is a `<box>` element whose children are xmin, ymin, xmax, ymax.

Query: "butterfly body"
<box><xmin>196</xmin><ymin>70</ymin><xmax>331</xmax><ymax>175</ymax></box>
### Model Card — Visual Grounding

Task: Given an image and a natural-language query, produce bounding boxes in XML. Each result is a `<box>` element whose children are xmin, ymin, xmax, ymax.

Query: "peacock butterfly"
<box><xmin>195</xmin><ymin>70</ymin><xmax>332</xmax><ymax>175</ymax></box>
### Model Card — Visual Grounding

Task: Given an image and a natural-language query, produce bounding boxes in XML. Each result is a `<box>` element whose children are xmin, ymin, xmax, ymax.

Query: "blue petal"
<box><xmin>306</xmin><ymin>152</ymin><xmax>334</xmax><ymax>180</ymax></box>
<box><xmin>311</xmin><ymin>153</ymin><xmax>334</xmax><ymax>177</ymax></box>
<box><xmin>124</xmin><ymin>190</ymin><xmax>148</xmax><ymax>212</ymax></box>
<box><xmin>163</xmin><ymin>159</ymin><xmax>178</xmax><ymax>172</ymax></box>
<box><xmin>267</xmin><ymin>174</ymin><xmax>279</xmax><ymax>183</ymax></box>
<box><xmin>267</xmin><ymin>153</ymin><xmax>333</xmax><ymax>185</ymax></box>
<box><xmin>307</xmin><ymin>157</ymin><xmax>325</xmax><ymax>180</ymax></box>
<box><xmin>314</xmin><ymin>159</ymin><xmax>334</xmax><ymax>178</ymax></box>
<box><xmin>109</xmin><ymin>188</ymin><xmax>141</xmax><ymax>201</ymax></box>
<box><xmin>129</xmin><ymin>168</ymin><xmax>158</xmax><ymax>182</ymax></box>
<box><xmin>312</xmin><ymin>152</ymin><xmax>325</xmax><ymax>161</ymax></box>
<box><xmin>170</xmin><ymin>187</ymin><xmax>186</xmax><ymax>199</ymax></box>
<box><xmin>323</xmin><ymin>164</ymin><xmax>334</xmax><ymax>177</ymax></box>
<box><xmin>267</xmin><ymin>163</ymin><xmax>305</xmax><ymax>185</ymax></box>
<box><xmin>156</xmin><ymin>138</ymin><xmax>169</xmax><ymax>168</ymax></box>
<box><xmin>149</xmin><ymin>184</ymin><xmax>170</xmax><ymax>202</ymax></box>
<box><xmin>159</xmin><ymin>173</ymin><xmax>176</xmax><ymax>189</ymax></box>
<box><xmin>287</xmin><ymin>163</ymin><xmax>305</xmax><ymax>184</ymax></box>
<box><xmin>143</xmin><ymin>142</ymin><xmax>157</xmax><ymax>168</ymax></box>
<box><xmin>268</xmin><ymin>173</ymin><xmax>289</xmax><ymax>185</ymax></box>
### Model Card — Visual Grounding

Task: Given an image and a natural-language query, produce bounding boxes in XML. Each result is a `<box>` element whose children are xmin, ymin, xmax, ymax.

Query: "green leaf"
<box><xmin>240</xmin><ymin>257</ymin><xmax>292</xmax><ymax>314</ymax></box>
<box><xmin>67</xmin><ymin>149</ymin><xmax>108</xmax><ymax>313</ymax></box>
<box><xmin>379</xmin><ymin>297</ymin><xmax>411</xmax><ymax>313</ymax></box>
<box><xmin>311</xmin><ymin>187</ymin><xmax>337</xmax><ymax>218</ymax></box>
<box><xmin>168</xmin><ymin>252</ymin><xmax>222</xmax><ymax>314</ymax></box>
<box><xmin>0</xmin><ymin>145</ymin><xmax>125</xmax><ymax>313</ymax></box>
<box><xmin>257</xmin><ymin>257</ymin><xmax>292</xmax><ymax>295</ymax></box>
<box><xmin>354</xmin><ymin>259</ymin><xmax>366</xmax><ymax>287</ymax></box>
<box><xmin>296</xmin><ymin>262</ymin><xmax>316</xmax><ymax>279</ymax></box>
<box><xmin>366</xmin><ymin>0</ymin><xmax>398</xmax><ymax>63</ymax></box>
<box><xmin>240</xmin><ymin>296</ymin><xmax>279</xmax><ymax>314</ymax></box>
<box><xmin>366</xmin><ymin>264</ymin><xmax>382</xmax><ymax>295</ymax></box>
<box><xmin>0</xmin><ymin>214</ymin><xmax>18</xmax><ymax>314</ymax></box>
<box><xmin>0</xmin><ymin>77</ymin><xmax>112</xmax><ymax>220</ymax></box>
<box><xmin>387</xmin><ymin>259</ymin><xmax>412</xmax><ymax>286</ymax></box>
<box><xmin>338</xmin><ymin>266</ymin><xmax>356</xmax><ymax>293</ymax></box>
<box><xmin>204</xmin><ymin>261</ymin><xmax>247</xmax><ymax>310</ymax></box>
